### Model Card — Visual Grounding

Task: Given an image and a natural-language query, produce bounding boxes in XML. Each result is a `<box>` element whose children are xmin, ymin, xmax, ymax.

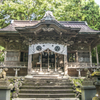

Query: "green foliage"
<box><xmin>92</xmin><ymin>44</ymin><xmax>100</xmax><ymax>63</ymax></box>
<box><xmin>0</xmin><ymin>46</ymin><xmax>5</xmax><ymax>61</ymax></box>
<box><xmin>72</xmin><ymin>78</ymin><xmax>83</xmax><ymax>92</ymax></box>
<box><xmin>0</xmin><ymin>0</ymin><xmax>100</xmax><ymax>29</ymax></box>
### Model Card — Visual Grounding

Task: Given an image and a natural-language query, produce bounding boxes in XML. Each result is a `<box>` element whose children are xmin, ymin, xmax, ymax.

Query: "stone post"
<box><xmin>81</xmin><ymin>78</ymin><xmax>96</xmax><ymax>100</ymax></box>
<box><xmin>76</xmin><ymin>69</ymin><xmax>82</xmax><ymax>77</ymax></box>
<box><xmin>13</xmin><ymin>68</ymin><xmax>20</xmax><ymax>77</ymax></box>
<box><xmin>0</xmin><ymin>79</ymin><xmax>10</xmax><ymax>100</ymax></box>
<box><xmin>96</xmin><ymin>46</ymin><xmax>99</xmax><ymax>66</ymax></box>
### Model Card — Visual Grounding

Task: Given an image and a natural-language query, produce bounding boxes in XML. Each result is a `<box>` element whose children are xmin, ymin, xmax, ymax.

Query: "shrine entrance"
<box><xmin>32</xmin><ymin>49</ymin><xmax>64</xmax><ymax>74</ymax></box>
<box><xmin>28</xmin><ymin>43</ymin><xmax>67</xmax><ymax>75</ymax></box>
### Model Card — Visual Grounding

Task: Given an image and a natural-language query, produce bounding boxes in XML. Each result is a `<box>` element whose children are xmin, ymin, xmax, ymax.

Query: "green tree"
<box><xmin>81</xmin><ymin>0</ymin><xmax>100</xmax><ymax>30</ymax></box>
<box><xmin>0</xmin><ymin>46</ymin><xmax>5</xmax><ymax>61</ymax></box>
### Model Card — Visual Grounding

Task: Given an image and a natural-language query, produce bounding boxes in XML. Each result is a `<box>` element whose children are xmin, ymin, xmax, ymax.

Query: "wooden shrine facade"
<box><xmin>0</xmin><ymin>11</ymin><xmax>100</xmax><ymax>77</ymax></box>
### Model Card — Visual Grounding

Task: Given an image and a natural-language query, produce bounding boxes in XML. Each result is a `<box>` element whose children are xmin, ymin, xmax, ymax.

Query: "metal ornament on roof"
<box><xmin>29</xmin><ymin>43</ymin><xmax>67</xmax><ymax>55</ymax></box>
<box><xmin>41</xmin><ymin>11</ymin><xmax>57</xmax><ymax>21</ymax></box>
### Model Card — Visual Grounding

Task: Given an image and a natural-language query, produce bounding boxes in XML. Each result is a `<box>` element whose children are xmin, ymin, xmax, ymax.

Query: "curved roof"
<box><xmin>0</xmin><ymin>11</ymin><xmax>100</xmax><ymax>34</ymax></box>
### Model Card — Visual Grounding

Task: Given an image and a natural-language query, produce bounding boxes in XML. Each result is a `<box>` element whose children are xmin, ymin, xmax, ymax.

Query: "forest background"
<box><xmin>0</xmin><ymin>0</ymin><xmax>100</xmax><ymax>63</ymax></box>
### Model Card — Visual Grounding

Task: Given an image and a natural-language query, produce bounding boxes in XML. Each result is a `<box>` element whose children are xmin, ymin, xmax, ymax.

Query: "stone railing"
<box><xmin>0</xmin><ymin>62</ymin><xmax>28</xmax><ymax>68</ymax></box>
<box><xmin>68</xmin><ymin>62</ymin><xmax>100</xmax><ymax>68</ymax></box>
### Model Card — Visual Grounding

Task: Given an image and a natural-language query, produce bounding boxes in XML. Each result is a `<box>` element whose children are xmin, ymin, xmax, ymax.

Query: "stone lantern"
<box><xmin>91</xmin><ymin>69</ymin><xmax>100</xmax><ymax>99</ymax></box>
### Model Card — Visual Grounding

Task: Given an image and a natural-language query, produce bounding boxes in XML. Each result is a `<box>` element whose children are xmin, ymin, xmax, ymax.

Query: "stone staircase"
<box><xmin>16</xmin><ymin>77</ymin><xmax>79</xmax><ymax>100</ymax></box>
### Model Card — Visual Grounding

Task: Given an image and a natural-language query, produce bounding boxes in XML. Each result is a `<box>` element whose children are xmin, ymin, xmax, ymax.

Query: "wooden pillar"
<box><xmin>48</xmin><ymin>49</ymin><xmax>49</xmax><ymax>72</ymax></box>
<box><xmin>89</xmin><ymin>46</ymin><xmax>92</xmax><ymax>66</ymax></box>
<box><xmin>4</xmin><ymin>51</ymin><xmax>7</xmax><ymax>62</ymax></box>
<box><xmin>40</xmin><ymin>53</ymin><xmax>42</xmax><ymax>72</ymax></box>
<box><xmin>96</xmin><ymin>46</ymin><xmax>99</xmax><ymax>66</ymax></box>
<box><xmin>55</xmin><ymin>53</ymin><xmax>57</xmax><ymax>71</ymax></box>
<box><xmin>76</xmin><ymin>51</ymin><xmax>78</xmax><ymax>62</ymax></box>
<box><xmin>64</xmin><ymin>55</ymin><xmax>68</xmax><ymax>76</ymax></box>
<box><xmin>28</xmin><ymin>54</ymin><xmax>32</xmax><ymax>75</ymax></box>
<box><xmin>4</xmin><ymin>40</ymin><xmax>7</xmax><ymax>62</ymax></box>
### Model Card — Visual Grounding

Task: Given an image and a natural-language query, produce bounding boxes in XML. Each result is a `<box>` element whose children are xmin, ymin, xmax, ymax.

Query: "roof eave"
<box><xmin>79</xmin><ymin>31</ymin><xmax>100</xmax><ymax>34</ymax></box>
<box><xmin>0</xmin><ymin>31</ymin><xmax>18</xmax><ymax>33</ymax></box>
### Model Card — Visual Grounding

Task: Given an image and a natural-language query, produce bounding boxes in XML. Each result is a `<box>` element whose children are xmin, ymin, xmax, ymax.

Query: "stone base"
<box><xmin>25</xmin><ymin>75</ymin><xmax>33</xmax><ymax>78</ymax></box>
<box><xmin>63</xmin><ymin>75</ymin><xmax>69</xmax><ymax>79</ymax></box>
<box><xmin>0</xmin><ymin>79</ymin><xmax>10</xmax><ymax>100</ymax></box>
<box><xmin>92</xmin><ymin>96</ymin><xmax>100</xmax><ymax>100</ymax></box>
<box><xmin>81</xmin><ymin>86</ymin><xmax>96</xmax><ymax>100</ymax></box>
<box><xmin>12</xmin><ymin>98</ymin><xmax>79</xmax><ymax>100</ymax></box>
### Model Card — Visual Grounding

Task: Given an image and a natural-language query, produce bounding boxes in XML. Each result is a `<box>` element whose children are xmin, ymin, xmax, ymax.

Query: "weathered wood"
<box><xmin>96</xmin><ymin>46</ymin><xmax>99</xmax><ymax>65</ymax></box>
<box><xmin>48</xmin><ymin>49</ymin><xmax>49</xmax><ymax>72</ymax></box>
<box><xmin>55</xmin><ymin>53</ymin><xmax>57</xmax><ymax>71</ymax></box>
<box><xmin>76</xmin><ymin>51</ymin><xmax>78</xmax><ymax>62</ymax></box>
<box><xmin>6</xmin><ymin>51</ymin><xmax>19</xmax><ymax>61</ymax></box>
<box><xmin>89</xmin><ymin>46</ymin><xmax>92</xmax><ymax>66</ymax></box>
<box><xmin>28</xmin><ymin>54</ymin><xmax>32</xmax><ymax>75</ymax></box>
<box><xmin>40</xmin><ymin>53</ymin><xmax>42</xmax><ymax>72</ymax></box>
<box><xmin>64</xmin><ymin>55</ymin><xmax>68</xmax><ymax>76</ymax></box>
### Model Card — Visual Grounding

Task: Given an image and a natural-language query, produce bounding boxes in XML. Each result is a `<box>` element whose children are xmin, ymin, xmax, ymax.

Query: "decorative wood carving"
<box><xmin>6</xmin><ymin>51</ymin><xmax>19</xmax><ymax>61</ymax></box>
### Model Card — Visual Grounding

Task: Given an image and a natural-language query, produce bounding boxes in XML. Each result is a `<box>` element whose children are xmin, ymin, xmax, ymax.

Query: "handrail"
<box><xmin>68</xmin><ymin>62</ymin><xmax>100</xmax><ymax>68</ymax></box>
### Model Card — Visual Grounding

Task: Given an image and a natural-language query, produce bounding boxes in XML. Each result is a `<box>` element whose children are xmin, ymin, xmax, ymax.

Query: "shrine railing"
<box><xmin>0</xmin><ymin>62</ymin><xmax>28</xmax><ymax>67</ymax></box>
<box><xmin>68</xmin><ymin>62</ymin><xmax>100</xmax><ymax>68</ymax></box>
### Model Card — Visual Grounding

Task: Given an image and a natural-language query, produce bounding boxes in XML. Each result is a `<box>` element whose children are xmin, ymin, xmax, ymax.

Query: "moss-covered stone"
<box><xmin>92</xmin><ymin>96</ymin><xmax>99</xmax><ymax>100</ymax></box>
<box><xmin>91</xmin><ymin>71</ymin><xmax>100</xmax><ymax>77</ymax></box>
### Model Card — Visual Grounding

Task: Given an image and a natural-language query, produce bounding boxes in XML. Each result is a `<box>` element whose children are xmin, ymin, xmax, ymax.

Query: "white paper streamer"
<box><xmin>29</xmin><ymin>43</ymin><xmax>67</xmax><ymax>55</ymax></box>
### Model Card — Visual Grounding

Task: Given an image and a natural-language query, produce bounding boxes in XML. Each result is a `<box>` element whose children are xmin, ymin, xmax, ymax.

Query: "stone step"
<box><xmin>21</xmin><ymin>85</ymin><xmax>73</xmax><ymax>89</ymax></box>
<box><xmin>23</xmin><ymin>82</ymin><xmax>73</xmax><ymax>85</ymax></box>
<box><xmin>18</xmin><ymin>93</ymin><xmax>75</xmax><ymax>98</ymax></box>
<box><xmin>23</xmin><ymin>83</ymin><xmax>73</xmax><ymax>86</ymax></box>
<box><xmin>25</xmin><ymin>79</ymin><xmax>71</xmax><ymax>82</ymax></box>
<box><xmin>19</xmin><ymin>89</ymin><xmax>74</xmax><ymax>93</ymax></box>
<box><xmin>17</xmin><ymin>77</ymin><xmax>76</xmax><ymax>99</ymax></box>
<box><xmin>27</xmin><ymin>77</ymin><xmax>62</xmax><ymax>79</ymax></box>
<box><xmin>12</xmin><ymin>98</ymin><xmax>79</xmax><ymax>100</ymax></box>
<box><xmin>24</xmin><ymin>81</ymin><xmax>72</xmax><ymax>83</ymax></box>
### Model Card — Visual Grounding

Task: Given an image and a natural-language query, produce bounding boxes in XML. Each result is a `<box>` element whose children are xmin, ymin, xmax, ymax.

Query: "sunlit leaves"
<box><xmin>0</xmin><ymin>0</ymin><xmax>100</xmax><ymax>30</ymax></box>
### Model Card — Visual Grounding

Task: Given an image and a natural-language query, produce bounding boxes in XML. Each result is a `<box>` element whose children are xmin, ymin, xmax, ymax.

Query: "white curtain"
<box><xmin>29</xmin><ymin>43</ymin><xmax>67</xmax><ymax>55</ymax></box>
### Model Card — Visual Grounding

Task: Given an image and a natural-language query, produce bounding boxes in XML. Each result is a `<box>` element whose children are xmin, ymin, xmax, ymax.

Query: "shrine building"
<box><xmin>0</xmin><ymin>11</ymin><xmax>100</xmax><ymax>77</ymax></box>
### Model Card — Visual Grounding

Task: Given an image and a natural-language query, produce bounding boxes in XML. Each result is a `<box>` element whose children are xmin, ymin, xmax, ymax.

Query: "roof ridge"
<box><xmin>59</xmin><ymin>21</ymin><xmax>87</xmax><ymax>25</ymax></box>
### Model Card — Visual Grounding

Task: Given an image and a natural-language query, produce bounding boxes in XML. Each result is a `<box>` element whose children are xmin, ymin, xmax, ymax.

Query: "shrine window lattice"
<box><xmin>6</xmin><ymin>51</ymin><xmax>19</xmax><ymax>61</ymax></box>
<box><xmin>20</xmin><ymin>52</ymin><xmax>28</xmax><ymax>62</ymax></box>
<box><xmin>78</xmin><ymin>52</ymin><xmax>90</xmax><ymax>63</ymax></box>
<box><xmin>68</xmin><ymin>52</ymin><xmax>76</xmax><ymax>62</ymax></box>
